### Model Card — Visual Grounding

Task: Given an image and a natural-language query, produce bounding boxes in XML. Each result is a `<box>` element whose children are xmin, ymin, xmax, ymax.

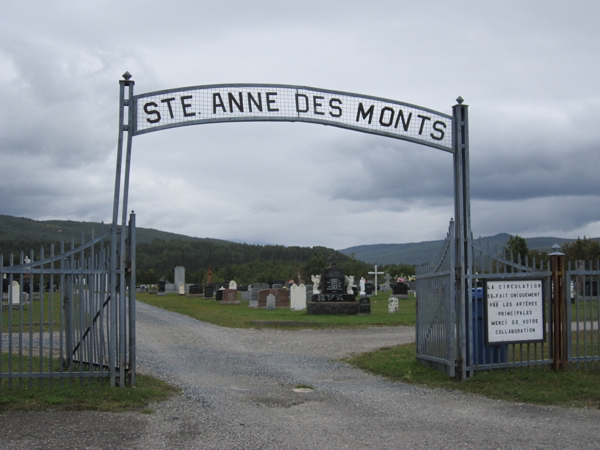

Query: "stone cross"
<box><xmin>368</xmin><ymin>265</ymin><xmax>384</xmax><ymax>295</ymax></box>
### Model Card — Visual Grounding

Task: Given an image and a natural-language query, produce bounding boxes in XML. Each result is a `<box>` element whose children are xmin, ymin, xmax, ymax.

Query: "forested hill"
<box><xmin>0</xmin><ymin>214</ymin><xmax>228</xmax><ymax>245</ymax></box>
<box><xmin>339</xmin><ymin>234</ymin><xmax>582</xmax><ymax>265</ymax></box>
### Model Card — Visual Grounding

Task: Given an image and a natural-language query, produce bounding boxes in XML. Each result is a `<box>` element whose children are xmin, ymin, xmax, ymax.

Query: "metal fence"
<box><xmin>566</xmin><ymin>260</ymin><xmax>600</xmax><ymax>369</ymax></box>
<box><xmin>418</xmin><ymin>232</ymin><xmax>600</xmax><ymax>378</ymax></box>
<box><xmin>1</xmin><ymin>215</ymin><xmax>136</xmax><ymax>387</ymax></box>
<box><xmin>466</xmin><ymin>237</ymin><xmax>552</xmax><ymax>374</ymax></box>
<box><xmin>416</xmin><ymin>220</ymin><xmax>456</xmax><ymax>377</ymax></box>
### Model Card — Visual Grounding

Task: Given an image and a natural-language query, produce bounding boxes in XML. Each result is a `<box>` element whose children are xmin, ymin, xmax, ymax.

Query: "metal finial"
<box><xmin>122</xmin><ymin>71</ymin><xmax>132</xmax><ymax>80</ymax></box>
<box><xmin>456</xmin><ymin>96</ymin><xmax>464</xmax><ymax>104</ymax></box>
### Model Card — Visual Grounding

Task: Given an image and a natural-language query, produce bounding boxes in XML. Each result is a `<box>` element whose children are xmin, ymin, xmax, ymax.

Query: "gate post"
<box><xmin>550</xmin><ymin>247</ymin><xmax>566</xmax><ymax>370</ymax></box>
<box><xmin>452</xmin><ymin>97</ymin><xmax>471</xmax><ymax>380</ymax></box>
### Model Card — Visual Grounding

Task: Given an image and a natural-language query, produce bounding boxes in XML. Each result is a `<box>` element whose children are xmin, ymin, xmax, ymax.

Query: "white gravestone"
<box><xmin>311</xmin><ymin>275</ymin><xmax>321</xmax><ymax>294</ymax></box>
<box><xmin>381</xmin><ymin>273</ymin><xmax>392</xmax><ymax>292</ymax></box>
<box><xmin>266</xmin><ymin>293</ymin><xmax>276</xmax><ymax>311</ymax></box>
<box><xmin>179</xmin><ymin>282</ymin><xmax>185</xmax><ymax>295</ymax></box>
<box><xmin>229</xmin><ymin>280</ymin><xmax>237</xmax><ymax>290</ymax></box>
<box><xmin>359</xmin><ymin>277</ymin><xmax>366</xmax><ymax>295</ymax></box>
<box><xmin>388</xmin><ymin>297</ymin><xmax>399</xmax><ymax>313</ymax></box>
<box><xmin>290</xmin><ymin>283</ymin><xmax>307</xmax><ymax>311</ymax></box>
<box><xmin>10</xmin><ymin>280</ymin><xmax>20</xmax><ymax>305</ymax></box>
<box><xmin>345</xmin><ymin>276</ymin><xmax>354</xmax><ymax>295</ymax></box>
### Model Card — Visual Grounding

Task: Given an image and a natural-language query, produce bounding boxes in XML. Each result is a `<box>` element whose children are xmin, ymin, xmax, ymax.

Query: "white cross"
<box><xmin>368</xmin><ymin>265</ymin><xmax>384</xmax><ymax>295</ymax></box>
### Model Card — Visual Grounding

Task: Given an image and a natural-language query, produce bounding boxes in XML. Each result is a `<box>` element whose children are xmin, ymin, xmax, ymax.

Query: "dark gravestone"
<box><xmin>204</xmin><ymin>285</ymin><xmax>214</xmax><ymax>298</ymax></box>
<box><xmin>216</xmin><ymin>289</ymin><xmax>224</xmax><ymax>301</ymax></box>
<box><xmin>307</xmin><ymin>302</ymin><xmax>359</xmax><ymax>315</ymax></box>
<box><xmin>157</xmin><ymin>281</ymin><xmax>166</xmax><ymax>293</ymax></box>
<box><xmin>365</xmin><ymin>283</ymin><xmax>374</xmax><ymax>296</ymax></box>
<box><xmin>189</xmin><ymin>284</ymin><xmax>203</xmax><ymax>295</ymax></box>
<box><xmin>358</xmin><ymin>297</ymin><xmax>371</xmax><ymax>315</ymax></box>
<box><xmin>311</xmin><ymin>293</ymin><xmax>356</xmax><ymax>302</ymax></box>
<box><xmin>323</xmin><ymin>267</ymin><xmax>345</xmax><ymax>295</ymax></box>
<box><xmin>392</xmin><ymin>283</ymin><xmax>409</xmax><ymax>296</ymax></box>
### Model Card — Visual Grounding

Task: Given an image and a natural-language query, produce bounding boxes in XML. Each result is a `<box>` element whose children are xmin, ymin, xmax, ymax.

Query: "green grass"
<box><xmin>0</xmin><ymin>370</ymin><xmax>178</xmax><ymax>413</ymax></box>
<box><xmin>344</xmin><ymin>343</ymin><xmax>600</xmax><ymax>408</ymax></box>
<box><xmin>137</xmin><ymin>291</ymin><xmax>416</xmax><ymax>328</ymax></box>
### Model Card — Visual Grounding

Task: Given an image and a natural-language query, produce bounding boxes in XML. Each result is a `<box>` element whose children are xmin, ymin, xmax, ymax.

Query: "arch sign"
<box><xmin>133</xmin><ymin>83</ymin><xmax>453</xmax><ymax>153</ymax></box>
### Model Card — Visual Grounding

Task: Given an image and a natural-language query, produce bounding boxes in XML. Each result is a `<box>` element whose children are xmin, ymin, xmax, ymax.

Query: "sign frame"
<box><xmin>484</xmin><ymin>278</ymin><xmax>546</xmax><ymax>345</ymax></box>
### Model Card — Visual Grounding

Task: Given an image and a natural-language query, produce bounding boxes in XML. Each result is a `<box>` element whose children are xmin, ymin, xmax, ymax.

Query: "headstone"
<box><xmin>207</xmin><ymin>266</ymin><xmax>213</xmax><ymax>284</ymax></box>
<box><xmin>358</xmin><ymin>297</ymin><xmax>371</xmax><ymax>315</ymax></box>
<box><xmin>266</xmin><ymin>294</ymin><xmax>276</xmax><ymax>311</ymax></box>
<box><xmin>204</xmin><ymin>285</ymin><xmax>214</xmax><ymax>298</ymax></box>
<box><xmin>388</xmin><ymin>297</ymin><xmax>399</xmax><ymax>313</ymax></box>
<box><xmin>392</xmin><ymin>283</ymin><xmax>409</xmax><ymax>299</ymax></box>
<box><xmin>242</xmin><ymin>290</ymin><xmax>252</xmax><ymax>302</ymax></box>
<box><xmin>365</xmin><ymin>283</ymin><xmax>374</xmax><ymax>297</ymax></box>
<box><xmin>158</xmin><ymin>279</ymin><xmax>166</xmax><ymax>296</ymax></box>
<box><xmin>272</xmin><ymin>283</ymin><xmax>283</xmax><ymax>289</ymax></box>
<box><xmin>249</xmin><ymin>298</ymin><xmax>258</xmax><ymax>308</ymax></box>
<box><xmin>174</xmin><ymin>266</ymin><xmax>185</xmax><ymax>289</ymax></box>
<box><xmin>290</xmin><ymin>284</ymin><xmax>307</xmax><ymax>311</ymax></box>
<box><xmin>189</xmin><ymin>284</ymin><xmax>203</xmax><ymax>295</ymax></box>
<box><xmin>179</xmin><ymin>282</ymin><xmax>185</xmax><ymax>295</ymax></box>
<box><xmin>381</xmin><ymin>273</ymin><xmax>392</xmax><ymax>292</ymax></box>
<box><xmin>323</xmin><ymin>267</ymin><xmax>344</xmax><ymax>294</ymax></box>
<box><xmin>216</xmin><ymin>289</ymin><xmax>224</xmax><ymax>301</ymax></box>
<box><xmin>221</xmin><ymin>289</ymin><xmax>239</xmax><ymax>305</ymax></box>
<box><xmin>229</xmin><ymin>280</ymin><xmax>237</xmax><ymax>290</ymax></box>
<box><xmin>258</xmin><ymin>289</ymin><xmax>290</xmax><ymax>308</ymax></box>
<box><xmin>311</xmin><ymin>275</ymin><xmax>321</xmax><ymax>294</ymax></box>
<box><xmin>10</xmin><ymin>280</ymin><xmax>20</xmax><ymax>305</ymax></box>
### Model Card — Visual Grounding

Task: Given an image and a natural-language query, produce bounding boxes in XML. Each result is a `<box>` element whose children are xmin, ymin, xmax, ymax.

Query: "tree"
<box><xmin>562</xmin><ymin>237</ymin><xmax>600</xmax><ymax>264</ymax></box>
<box><xmin>506</xmin><ymin>235</ymin><xmax>528</xmax><ymax>263</ymax></box>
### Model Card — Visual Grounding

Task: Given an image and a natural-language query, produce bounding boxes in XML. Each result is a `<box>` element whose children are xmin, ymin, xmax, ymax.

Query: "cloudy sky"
<box><xmin>1</xmin><ymin>1</ymin><xmax>599</xmax><ymax>250</ymax></box>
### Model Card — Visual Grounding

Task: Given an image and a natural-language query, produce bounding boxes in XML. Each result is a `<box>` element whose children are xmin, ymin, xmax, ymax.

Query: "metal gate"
<box><xmin>415</xmin><ymin>220</ymin><xmax>456</xmax><ymax>377</ymax></box>
<box><xmin>1</xmin><ymin>215</ymin><xmax>136</xmax><ymax>388</ymax></box>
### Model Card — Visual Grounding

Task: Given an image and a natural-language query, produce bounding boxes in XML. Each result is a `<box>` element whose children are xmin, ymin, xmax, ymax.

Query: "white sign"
<box><xmin>485</xmin><ymin>279</ymin><xmax>545</xmax><ymax>344</ymax></box>
<box><xmin>133</xmin><ymin>84</ymin><xmax>453</xmax><ymax>152</ymax></box>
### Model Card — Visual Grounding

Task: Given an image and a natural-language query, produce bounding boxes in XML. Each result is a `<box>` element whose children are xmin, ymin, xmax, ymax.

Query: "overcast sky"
<box><xmin>1</xmin><ymin>1</ymin><xmax>599</xmax><ymax>250</ymax></box>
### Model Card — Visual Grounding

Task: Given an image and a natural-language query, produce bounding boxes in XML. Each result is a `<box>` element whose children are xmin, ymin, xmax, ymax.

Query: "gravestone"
<box><xmin>381</xmin><ymin>273</ymin><xmax>392</xmax><ymax>292</ymax></box>
<box><xmin>174</xmin><ymin>266</ymin><xmax>185</xmax><ymax>290</ymax></box>
<box><xmin>266</xmin><ymin>294</ymin><xmax>276</xmax><ymax>311</ymax></box>
<box><xmin>272</xmin><ymin>283</ymin><xmax>283</xmax><ymax>289</ymax></box>
<box><xmin>258</xmin><ymin>289</ymin><xmax>290</xmax><ymax>308</ymax></box>
<box><xmin>229</xmin><ymin>280</ymin><xmax>237</xmax><ymax>290</ymax></box>
<box><xmin>216</xmin><ymin>289</ymin><xmax>224</xmax><ymax>301</ymax></box>
<box><xmin>388</xmin><ymin>297</ymin><xmax>399</xmax><ymax>313</ymax></box>
<box><xmin>189</xmin><ymin>284</ymin><xmax>203</xmax><ymax>296</ymax></box>
<box><xmin>345</xmin><ymin>275</ymin><xmax>355</xmax><ymax>294</ymax></box>
<box><xmin>179</xmin><ymin>282</ymin><xmax>185</xmax><ymax>295</ymax></box>
<box><xmin>365</xmin><ymin>283</ymin><xmax>374</xmax><ymax>297</ymax></box>
<box><xmin>358</xmin><ymin>297</ymin><xmax>371</xmax><ymax>315</ymax></box>
<box><xmin>242</xmin><ymin>290</ymin><xmax>252</xmax><ymax>302</ymax></box>
<box><xmin>392</xmin><ymin>283</ymin><xmax>409</xmax><ymax>299</ymax></box>
<box><xmin>204</xmin><ymin>285</ymin><xmax>214</xmax><ymax>298</ymax></box>
<box><xmin>221</xmin><ymin>289</ymin><xmax>239</xmax><ymax>305</ymax></box>
<box><xmin>9</xmin><ymin>280</ymin><xmax>20</xmax><ymax>305</ymax></box>
<box><xmin>307</xmin><ymin>266</ymin><xmax>358</xmax><ymax>315</ymax></box>
<box><xmin>249</xmin><ymin>298</ymin><xmax>258</xmax><ymax>308</ymax></box>
<box><xmin>290</xmin><ymin>283</ymin><xmax>307</xmax><ymax>311</ymax></box>
<box><xmin>158</xmin><ymin>279</ymin><xmax>166</xmax><ymax>296</ymax></box>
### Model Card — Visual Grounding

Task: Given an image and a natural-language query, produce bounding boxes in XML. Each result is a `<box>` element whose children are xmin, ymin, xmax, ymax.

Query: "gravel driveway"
<box><xmin>2</xmin><ymin>301</ymin><xmax>600</xmax><ymax>449</ymax></box>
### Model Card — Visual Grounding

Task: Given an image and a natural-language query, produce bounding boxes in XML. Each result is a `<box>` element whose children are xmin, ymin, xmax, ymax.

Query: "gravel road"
<box><xmin>2</xmin><ymin>301</ymin><xmax>600</xmax><ymax>449</ymax></box>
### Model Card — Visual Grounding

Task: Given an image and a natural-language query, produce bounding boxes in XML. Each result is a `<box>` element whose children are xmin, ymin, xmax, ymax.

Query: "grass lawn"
<box><xmin>137</xmin><ymin>291</ymin><xmax>416</xmax><ymax>328</ymax></box>
<box><xmin>344</xmin><ymin>343</ymin><xmax>600</xmax><ymax>409</ymax></box>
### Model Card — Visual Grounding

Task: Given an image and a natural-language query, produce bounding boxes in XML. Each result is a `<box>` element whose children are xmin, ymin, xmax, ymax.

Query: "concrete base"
<box><xmin>306</xmin><ymin>301</ymin><xmax>359</xmax><ymax>315</ymax></box>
